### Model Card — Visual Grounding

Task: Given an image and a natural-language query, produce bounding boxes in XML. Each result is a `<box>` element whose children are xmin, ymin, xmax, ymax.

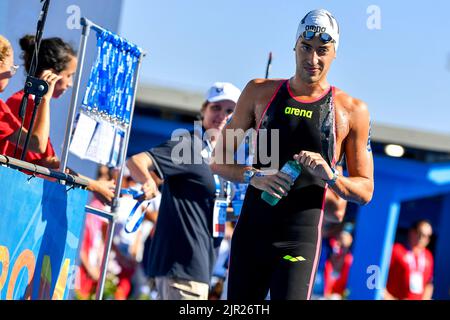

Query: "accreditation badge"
<box><xmin>409</xmin><ymin>271</ymin><xmax>424</xmax><ymax>294</ymax></box>
<box><xmin>213</xmin><ymin>198</ymin><xmax>228</xmax><ymax>238</ymax></box>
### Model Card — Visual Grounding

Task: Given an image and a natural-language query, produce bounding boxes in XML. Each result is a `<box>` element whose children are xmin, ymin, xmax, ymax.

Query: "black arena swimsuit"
<box><xmin>227</xmin><ymin>80</ymin><xmax>337</xmax><ymax>300</ymax></box>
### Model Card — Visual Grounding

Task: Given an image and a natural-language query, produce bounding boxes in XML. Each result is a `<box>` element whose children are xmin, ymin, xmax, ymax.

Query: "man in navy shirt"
<box><xmin>127</xmin><ymin>82</ymin><xmax>241</xmax><ymax>300</ymax></box>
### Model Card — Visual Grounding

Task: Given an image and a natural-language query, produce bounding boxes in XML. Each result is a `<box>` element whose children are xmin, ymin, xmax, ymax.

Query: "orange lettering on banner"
<box><xmin>38</xmin><ymin>256</ymin><xmax>52</xmax><ymax>300</ymax></box>
<box><xmin>1</xmin><ymin>248</ymin><xmax>72</xmax><ymax>300</ymax></box>
<box><xmin>52</xmin><ymin>259</ymin><xmax>70</xmax><ymax>300</ymax></box>
<box><xmin>0</xmin><ymin>246</ymin><xmax>10</xmax><ymax>295</ymax></box>
<box><xmin>37</xmin><ymin>256</ymin><xmax>70</xmax><ymax>300</ymax></box>
<box><xmin>6</xmin><ymin>250</ymin><xmax>36</xmax><ymax>300</ymax></box>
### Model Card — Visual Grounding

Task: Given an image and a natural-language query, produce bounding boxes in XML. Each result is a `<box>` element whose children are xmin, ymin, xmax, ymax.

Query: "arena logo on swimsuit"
<box><xmin>284</xmin><ymin>107</ymin><xmax>313</xmax><ymax>119</ymax></box>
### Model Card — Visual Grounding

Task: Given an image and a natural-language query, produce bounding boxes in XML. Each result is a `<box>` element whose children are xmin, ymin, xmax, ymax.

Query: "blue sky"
<box><xmin>119</xmin><ymin>0</ymin><xmax>450</xmax><ymax>135</ymax></box>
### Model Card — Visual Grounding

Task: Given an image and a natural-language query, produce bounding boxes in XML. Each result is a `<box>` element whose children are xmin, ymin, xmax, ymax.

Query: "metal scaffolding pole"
<box><xmin>58</xmin><ymin>17</ymin><xmax>146</xmax><ymax>300</ymax></box>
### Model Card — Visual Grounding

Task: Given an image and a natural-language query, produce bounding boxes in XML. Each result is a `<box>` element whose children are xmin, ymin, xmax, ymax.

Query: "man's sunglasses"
<box><xmin>302</xmin><ymin>30</ymin><xmax>334</xmax><ymax>44</ymax></box>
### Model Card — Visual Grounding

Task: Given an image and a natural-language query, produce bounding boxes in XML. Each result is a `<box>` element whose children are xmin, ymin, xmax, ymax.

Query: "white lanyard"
<box><xmin>406</xmin><ymin>250</ymin><xmax>426</xmax><ymax>273</ymax></box>
<box><xmin>205</xmin><ymin>139</ymin><xmax>213</xmax><ymax>158</ymax></box>
<box><xmin>204</xmin><ymin>138</ymin><xmax>232</xmax><ymax>201</ymax></box>
<box><xmin>201</xmin><ymin>138</ymin><xmax>214</xmax><ymax>163</ymax></box>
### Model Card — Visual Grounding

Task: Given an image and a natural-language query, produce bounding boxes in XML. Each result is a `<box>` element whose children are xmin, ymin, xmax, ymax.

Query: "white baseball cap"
<box><xmin>205</xmin><ymin>82</ymin><xmax>241</xmax><ymax>104</ymax></box>
<box><xmin>296</xmin><ymin>9</ymin><xmax>340</xmax><ymax>51</ymax></box>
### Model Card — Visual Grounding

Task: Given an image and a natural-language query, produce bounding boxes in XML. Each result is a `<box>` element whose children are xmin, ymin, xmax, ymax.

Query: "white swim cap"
<box><xmin>296</xmin><ymin>9</ymin><xmax>340</xmax><ymax>51</ymax></box>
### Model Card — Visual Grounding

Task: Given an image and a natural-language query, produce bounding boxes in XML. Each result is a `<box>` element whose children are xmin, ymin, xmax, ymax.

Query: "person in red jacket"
<box><xmin>323</xmin><ymin>224</ymin><xmax>353</xmax><ymax>299</ymax></box>
<box><xmin>385</xmin><ymin>220</ymin><xmax>434</xmax><ymax>300</ymax></box>
<box><xmin>0</xmin><ymin>34</ymin><xmax>59</xmax><ymax>155</ymax></box>
<box><xmin>6</xmin><ymin>90</ymin><xmax>57</xmax><ymax>165</ymax></box>
<box><xmin>5</xmin><ymin>35</ymin><xmax>115</xmax><ymax>203</ymax></box>
<box><xmin>5</xmin><ymin>35</ymin><xmax>76</xmax><ymax>167</ymax></box>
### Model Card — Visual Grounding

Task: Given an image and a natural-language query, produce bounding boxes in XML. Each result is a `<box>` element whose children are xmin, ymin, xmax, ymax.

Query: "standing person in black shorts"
<box><xmin>211</xmin><ymin>9</ymin><xmax>374</xmax><ymax>300</ymax></box>
<box><xmin>127</xmin><ymin>82</ymin><xmax>241</xmax><ymax>300</ymax></box>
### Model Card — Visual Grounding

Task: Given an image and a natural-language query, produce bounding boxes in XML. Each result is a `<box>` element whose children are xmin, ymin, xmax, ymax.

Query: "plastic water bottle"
<box><xmin>261</xmin><ymin>160</ymin><xmax>302</xmax><ymax>206</ymax></box>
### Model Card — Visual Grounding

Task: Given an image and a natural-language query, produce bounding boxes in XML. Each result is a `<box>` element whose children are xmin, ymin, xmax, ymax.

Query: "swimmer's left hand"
<box><xmin>294</xmin><ymin>151</ymin><xmax>334</xmax><ymax>181</ymax></box>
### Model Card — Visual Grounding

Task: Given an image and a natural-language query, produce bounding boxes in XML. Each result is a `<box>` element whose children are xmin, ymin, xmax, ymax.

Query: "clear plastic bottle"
<box><xmin>261</xmin><ymin>160</ymin><xmax>302</xmax><ymax>206</ymax></box>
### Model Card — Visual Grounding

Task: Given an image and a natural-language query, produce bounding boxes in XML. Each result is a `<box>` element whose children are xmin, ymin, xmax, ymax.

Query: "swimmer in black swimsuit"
<box><xmin>211</xmin><ymin>9</ymin><xmax>374</xmax><ymax>300</ymax></box>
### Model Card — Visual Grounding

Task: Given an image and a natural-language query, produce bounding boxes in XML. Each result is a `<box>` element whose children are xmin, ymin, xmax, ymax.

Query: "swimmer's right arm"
<box><xmin>211</xmin><ymin>79</ymin><xmax>293</xmax><ymax>199</ymax></box>
<box><xmin>211</xmin><ymin>79</ymin><xmax>258</xmax><ymax>182</ymax></box>
<box><xmin>127</xmin><ymin>152</ymin><xmax>158</xmax><ymax>200</ymax></box>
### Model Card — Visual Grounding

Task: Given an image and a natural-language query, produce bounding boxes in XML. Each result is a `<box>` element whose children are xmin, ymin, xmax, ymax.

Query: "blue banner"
<box><xmin>0</xmin><ymin>166</ymin><xmax>88</xmax><ymax>300</ymax></box>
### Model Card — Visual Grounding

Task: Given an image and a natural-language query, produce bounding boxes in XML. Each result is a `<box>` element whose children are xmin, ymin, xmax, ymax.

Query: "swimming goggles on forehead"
<box><xmin>301</xmin><ymin>30</ymin><xmax>334</xmax><ymax>44</ymax></box>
